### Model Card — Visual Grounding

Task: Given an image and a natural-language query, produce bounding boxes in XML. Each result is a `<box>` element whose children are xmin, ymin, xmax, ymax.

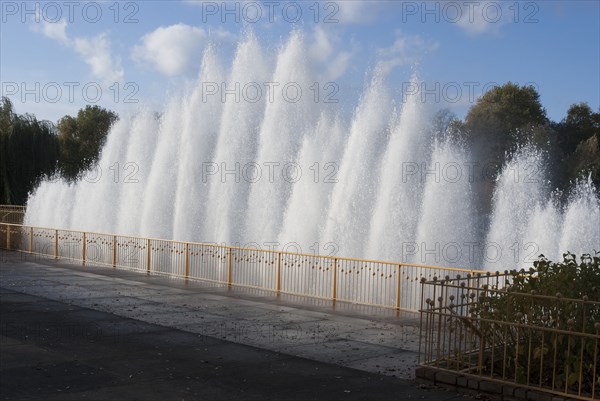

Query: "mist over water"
<box><xmin>25</xmin><ymin>31</ymin><xmax>600</xmax><ymax>270</ymax></box>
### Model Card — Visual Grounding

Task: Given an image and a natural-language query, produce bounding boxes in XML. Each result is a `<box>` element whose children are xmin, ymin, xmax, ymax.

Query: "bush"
<box><xmin>475</xmin><ymin>252</ymin><xmax>600</xmax><ymax>393</ymax></box>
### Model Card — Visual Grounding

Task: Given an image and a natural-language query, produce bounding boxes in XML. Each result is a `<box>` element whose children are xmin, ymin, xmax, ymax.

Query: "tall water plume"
<box><xmin>69</xmin><ymin>117</ymin><xmax>132</xmax><ymax>233</ymax></box>
<box><xmin>321</xmin><ymin>67</ymin><xmax>393</xmax><ymax>258</ymax></box>
<box><xmin>203</xmin><ymin>31</ymin><xmax>269</xmax><ymax>245</ymax></box>
<box><xmin>115</xmin><ymin>109</ymin><xmax>159</xmax><ymax>236</ymax></box>
<box><xmin>24</xmin><ymin>31</ymin><xmax>600</xmax><ymax>271</ymax></box>
<box><xmin>559</xmin><ymin>177</ymin><xmax>600</xmax><ymax>257</ymax></box>
<box><xmin>245</xmin><ymin>31</ymin><xmax>320</xmax><ymax>245</ymax></box>
<box><xmin>520</xmin><ymin>198</ymin><xmax>562</xmax><ymax>266</ymax></box>
<box><xmin>278</xmin><ymin>113</ymin><xmax>344</xmax><ymax>253</ymax></box>
<box><xmin>415</xmin><ymin>138</ymin><xmax>478</xmax><ymax>268</ymax></box>
<box><xmin>139</xmin><ymin>98</ymin><xmax>184</xmax><ymax>239</ymax></box>
<box><xmin>366</xmin><ymin>78</ymin><xmax>432</xmax><ymax>262</ymax></box>
<box><xmin>172</xmin><ymin>45</ymin><xmax>225</xmax><ymax>242</ymax></box>
<box><xmin>485</xmin><ymin>145</ymin><xmax>548</xmax><ymax>270</ymax></box>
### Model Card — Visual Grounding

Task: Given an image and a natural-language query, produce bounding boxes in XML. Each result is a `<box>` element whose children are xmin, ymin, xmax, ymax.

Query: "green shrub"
<box><xmin>475</xmin><ymin>253</ymin><xmax>600</xmax><ymax>394</ymax></box>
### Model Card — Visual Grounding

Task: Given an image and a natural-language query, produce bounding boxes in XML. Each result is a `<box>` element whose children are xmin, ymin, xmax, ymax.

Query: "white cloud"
<box><xmin>309</xmin><ymin>26</ymin><xmax>355</xmax><ymax>81</ymax></box>
<box><xmin>327</xmin><ymin>51</ymin><xmax>353</xmax><ymax>81</ymax></box>
<box><xmin>377</xmin><ymin>33</ymin><xmax>439</xmax><ymax>73</ymax></box>
<box><xmin>455</xmin><ymin>1</ymin><xmax>511</xmax><ymax>35</ymax></box>
<box><xmin>73</xmin><ymin>34</ymin><xmax>124</xmax><ymax>84</ymax></box>
<box><xmin>33</xmin><ymin>18</ymin><xmax>69</xmax><ymax>45</ymax></box>
<box><xmin>133</xmin><ymin>24</ymin><xmax>208</xmax><ymax>76</ymax></box>
<box><xmin>30</xmin><ymin>17</ymin><xmax>124</xmax><ymax>84</ymax></box>
<box><xmin>310</xmin><ymin>26</ymin><xmax>334</xmax><ymax>63</ymax></box>
<box><xmin>209</xmin><ymin>27</ymin><xmax>238</xmax><ymax>43</ymax></box>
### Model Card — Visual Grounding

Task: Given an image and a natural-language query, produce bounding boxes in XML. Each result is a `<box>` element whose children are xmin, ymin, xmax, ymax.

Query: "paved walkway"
<box><xmin>1</xmin><ymin>250</ymin><xmax>465</xmax><ymax>400</ymax></box>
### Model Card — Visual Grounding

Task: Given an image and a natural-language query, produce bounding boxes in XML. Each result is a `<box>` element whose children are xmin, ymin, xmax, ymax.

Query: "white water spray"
<box><xmin>25</xmin><ymin>31</ymin><xmax>600</xmax><ymax>270</ymax></box>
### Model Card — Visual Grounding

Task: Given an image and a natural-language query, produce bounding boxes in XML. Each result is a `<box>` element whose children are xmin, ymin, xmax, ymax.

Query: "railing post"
<box><xmin>396</xmin><ymin>264</ymin><xmax>402</xmax><ymax>310</ymax></box>
<box><xmin>435</xmin><ymin>279</ymin><xmax>445</xmax><ymax>366</ymax></box>
<box><xmin>112</xmin><ymin>235</ymin><xmax>117</xmax><ymax>268</ymax></box>
<box><xmin>82</xmin><ymin>232</ymin><xmax>86</xmax><ymax>266</ymax></box>
<box><xmin>146</xmin><ymin>239</ymin><xmax>151</xmax><ymax>273</ymax></box>
<box><xmin>227</xmin><ymin>247</ymin><xmax>233</xmax><ymax>287</ymax></box>
<box><xmin>418</xmin><ymin>278</ymin><xmax>425</xmax><ymax>363</ymax></box>
<box><xmin>54</xmin><ymin>230</ymin><xmax>58</xmax><ymax>259</ymax></box>
<box><xmin>6</xmin><ymin>225</ymin><xmax>10</xmax><ymax>250</ymax></box>
<box><xmin>29</xmin><ymin>227</ymin><xmax>33</xmax><ymax>253</ymax></box>
<box><xmin>276</xmin><ymin>252</ymin><xmax>281</xmax><ymax>295</ymax></box>
<box><xmin>184</xmin><ymin>243</ymin><xmax>190</xmax><ymax>279</ymax></box>
<box><xmin>332</xmin><ymin>258</ymin><xmax>338</xmax><ymax>301</ymax></box>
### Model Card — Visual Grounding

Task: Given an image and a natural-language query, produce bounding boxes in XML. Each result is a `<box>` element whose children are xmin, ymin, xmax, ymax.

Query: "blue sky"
<box><xmin>1</xmin><ymin>1</ymin><xmax>598</xmax><ymax>123</ymax></box>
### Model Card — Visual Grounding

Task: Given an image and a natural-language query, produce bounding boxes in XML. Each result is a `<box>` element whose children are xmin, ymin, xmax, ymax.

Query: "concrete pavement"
<box><xmin>0</xmin><ymin>250</ymin><xmax>467</xmax><ymax>400</ymax></box>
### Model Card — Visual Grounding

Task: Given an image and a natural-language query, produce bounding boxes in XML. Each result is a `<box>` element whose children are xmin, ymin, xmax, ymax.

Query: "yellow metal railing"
<box><xmin>0</xmin><ymin>221</ymin><xmax>482</xmax><ymax>311</ymax></box>
<box><xmin>0</xmin><ymin>205</ymin><xmax>25</xmax><ymax>224</ymax></box>
<box><xmin>419</xmin><ymin>275</ymin><xmax>600</xmax><ymax>400</ymax></box>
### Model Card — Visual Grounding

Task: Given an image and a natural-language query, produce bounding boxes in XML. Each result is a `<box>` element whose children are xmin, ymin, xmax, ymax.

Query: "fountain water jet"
<box><xmin>559</xmin><ymin>177</ymin><xmax>600</xmax><ymax>257</ymax></box>
<box><xmin>23</xmin><ymin>31</ymin><xmax>600</xmax><ymax>271</ymax></box>
<box><xmin>415</xmin><ymin>138</ymin><xmax>478</xmax><ymax>268</ymax></box>
<box><xmin>321</xmin><ymin>66</ymin><xmax>393</xmax><ymax>258</ymax></box>
<box><xmin>245</xmin><ymin>31</ymin><xmax>320</xmax><ymax>245</ymax></box>
<box><xmin>115</xmin><ymin>109</ymin><xmax>159</xmax><ymax>236</ymax></box>
<box><xmin>173</xmin><ymin>45</ymin><xmax>225</xmax><ymax>242</ymax></box>
<box><xmin>204</xmin><ymin>31</ymin><xmax>269</xmax><ymax>246</ymax></box>
<box><xmin>366</xmin><ymin>77</ymin><xmax>432</xmax><ymax>262</ymax></box>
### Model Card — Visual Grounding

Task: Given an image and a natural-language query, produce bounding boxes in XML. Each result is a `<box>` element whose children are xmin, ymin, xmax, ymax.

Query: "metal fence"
<box><xmin>0</xmin><ymin>222</ymin><xmax>480</xmax><ymax>312</ymax></box>
<box><xmin>0</xmin><ymin>205</ymin><xmax>25</xmax><ymax>224</ymax></box>
<box><xmin>419</xmin><ymin>274</ymin><xmax>600</xmax><ymax>400</ymax></box>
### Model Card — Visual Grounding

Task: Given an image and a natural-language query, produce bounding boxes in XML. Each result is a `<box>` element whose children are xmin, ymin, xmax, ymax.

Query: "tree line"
<box><xmin>438</xmin><ymin>83</ymin><xmax>599</xmax><ymax>213</ymax></box>
<box><xmin>454</xmin><ymin>82</ymin><xmax>599</xmax><ymax>189</ymax></box>
<box><xmin>0</xmin><ymin>83</ymin><xmax>598</xmax><ymax>206</ymax></box>
<box><xmin>0</xmin><ymin>97</ymin><xmax>117</xmax><ymax>204</ymax></box>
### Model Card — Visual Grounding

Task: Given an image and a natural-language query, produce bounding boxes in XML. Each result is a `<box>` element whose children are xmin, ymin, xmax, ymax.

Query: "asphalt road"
<box><xmin>1</xmin><ymin>249</ymin><xmax>467</xmax><ymax>401</ymax></box>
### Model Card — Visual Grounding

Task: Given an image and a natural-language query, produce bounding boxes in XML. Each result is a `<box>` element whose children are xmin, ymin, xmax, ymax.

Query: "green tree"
<box><xmin>431</xmin><ymin>108</ymin><xmax>459</xmax><ymax>140</ymax></box>
<box><xmin>463</xmin><ymin>82</ymin><xmax>548</xmax><ymax>166</ymax></box>
<box><xmin>0</xmin><ymin>97</ymin><xmax>59</xmax><ymax>204</ymax></box>
<box><xmin>564</xmin><ymin>134</ymin><xmax>600</xmax><ymax>187</ymax></box>
<box><xmin>552</xmin><ymin>103</ymin><xmax>600</xmax><ymax>188</ymax></box>
<box><xmin>559</xmin><ymin>103</ymin><xmax>599</xmax><ymax>153</ymax></box>
<box><xmin>58</xmin><ymin>105</ymin><xmax>118</xmax><ymax>180</ymax></box>
<box><xmin>457</xmin><ymin>83</ymin><xmax>551</xmax><ymax>214</ymax></box>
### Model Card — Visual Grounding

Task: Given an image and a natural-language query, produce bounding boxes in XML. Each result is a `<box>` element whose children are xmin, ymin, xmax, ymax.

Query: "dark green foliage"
<box><xmin>451</xmin><ymin>83</ymin><xmax>551</xmax><ymax>215</ymax></box>
<box><xmin>553</xmin><ymin>103</ymin><xmax>600</xmax><ymax>188</ymax></box>
<box><xmin>449</xmin><ymin>86</ymin><xmax>599</xmax><ymax>207</ymax></box>
<box><xmin>476</xmin><ymin>253</ymin><xmax>600</xmax><ymax>394</ymax></box>
<box><xmin>463</xmin><ymin>82</ymin><xmax>548</xmax><ymax>167</ymax></box>
<box><xmin>0</xmin><ymin>97</ymin><xmax>119</xmax><ymax>204</ymax></box>
<box><xmin>465</xmin><ymin>83</ymin><xmax>548</xmax><ymax>134</ymax></box>
<box><xmin>0</xmin><ymin>97</ymin><xmax>59</xmax><ymax>205</ymax></box>
<box><xmin>557</xmin><ymin>103</ymin><xmax>600</xmax><ymax>155</ymax></box>
<box><xmin>57</xmin><ymin>105</ymin><xmax>118</xmax><ymax>181</ymax></box>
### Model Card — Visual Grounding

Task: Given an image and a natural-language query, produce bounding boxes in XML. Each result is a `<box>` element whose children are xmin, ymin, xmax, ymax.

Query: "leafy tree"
<box><xmin>0</xmin><ymin>99</ymin><xmax>119</xmax><ymax>203</ymax></box>
<box><xmin>558</xmin><ymin>103</ymin><xmax>600</xmax><ymax>154</ymax></box>
<box><xmin>455</xmin><ymin>83</ymin><xmax>553</xmax><ymax>214</ymax></box>
<box><xmin>548</xmin><ymin>103</ymin><xmax>600</xmax><ymax>188</ymax></box>
<box><xmin>463</xmin><ymin>82</ymin><xmax>548</xmax><ymax>167</ymax></box>
<box><xmin>430</xmin><ymin>108</ymin><xmax>460</xmax><ymax>140</ymax></box>
<box><xmin>0</xmin><ymin>97</ymin><xmax>60</xmax><ymax>204</ymax></box>
<box><xmin>57</xmin><ymin>105</ymin><xmax>118</xmax><ymax>180</ymax></box>
<box><xmin>564</xmin><ymin>134</ymin><xmax>600</xmax><ymax>187</ymax></box>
